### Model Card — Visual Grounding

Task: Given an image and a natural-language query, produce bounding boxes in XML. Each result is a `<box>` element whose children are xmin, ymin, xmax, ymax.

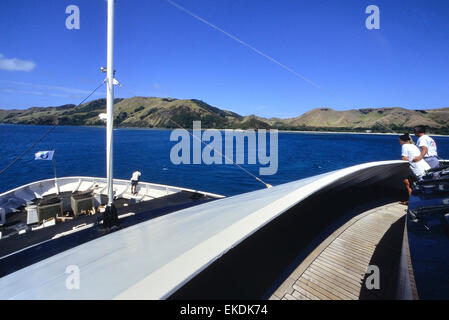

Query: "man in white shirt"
<box><xmin>399</xmin><ymin>133</ymin><xmax>431</xmax><ymax>205</ymax></box>
<box><xmin>413</xmin><ymin>126</ymin><xmax>439</xmax><ymax>169</ymax></box>
<box><xmin>130</xmin><ymin>171</ymin><xmax>141</xmax><ymax>195</ymax></box>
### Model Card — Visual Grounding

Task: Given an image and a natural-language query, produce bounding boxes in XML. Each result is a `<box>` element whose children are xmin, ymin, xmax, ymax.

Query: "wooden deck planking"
<box><xmin>291</xmin><ymin>290</ymin><xmax>310</xmax><ymax>300</ymax></box>
<box><xmin>307</xmin><ymin>264</ymin><xmax>362</xmax><ymax>291</ymax></box>
<box><xmin>325</xmin><ymin>245</ymin><xmax>372</xmax><ymax>263</ymax></box>
<box><xmin>302</xmin><ymin>270</ymin><xmax>358</xmax><ymax>300</ymax></box>
<box><xmin>271</xmin><ymin>202</ymin><xmax>406</xmax><ymax>300</ymax></box>
<box><xmin>311</xmin><ymin>260</ymin><xmax>363</xmax><ymax>287</ymax></box>
<box><xmin>307</xmin><ymin>265</ymin><xmax>362</xmax><ymax>294</ymax></box>
<box><xmin>328</xmin><ymin>241</ymin><xmax>374</xmax><ymax>259</ymax></box>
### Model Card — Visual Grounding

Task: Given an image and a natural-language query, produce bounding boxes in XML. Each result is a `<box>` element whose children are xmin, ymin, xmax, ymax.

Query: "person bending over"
<box><xmin>130</xmin><ymin>170</ymin><xmax>141</xmax><ymax>195</ymax></box>
<box><xmin>413</xmin><ymin>126</ymin><xmax>439</xmax><ymax>169</ymax></box>
<box><xmin>399</xmin><ymin>133</ymin><xmax>430</xmax><ymax>204</ymax></box>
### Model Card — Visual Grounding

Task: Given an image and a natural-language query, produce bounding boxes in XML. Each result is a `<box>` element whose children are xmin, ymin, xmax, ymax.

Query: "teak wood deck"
<box><xmin>270</xmin><ymin>202</ymin><xmax>407</xmax><ymax>300</ymax></box>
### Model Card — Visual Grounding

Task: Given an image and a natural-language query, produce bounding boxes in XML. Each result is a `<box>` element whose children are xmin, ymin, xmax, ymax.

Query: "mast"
<box><xmin>106</xmin><ymin>0</ymin><xmax>114</xmax><ymax>206</ymax></box>
<box><xmin>104</xmin><ymin>0</ymin><xmax>119</xmax><ymax>227</ymax></box>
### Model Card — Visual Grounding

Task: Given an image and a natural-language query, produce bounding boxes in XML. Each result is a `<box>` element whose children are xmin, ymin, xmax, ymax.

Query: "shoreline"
<box><xmin>1</xmin><ymin>122</ymin><xmax>448</xmax><ymax>137</ymax></box>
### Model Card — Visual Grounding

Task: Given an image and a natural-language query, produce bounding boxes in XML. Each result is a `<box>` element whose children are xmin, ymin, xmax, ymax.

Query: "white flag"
<box><xmin>35</xmin><ymin>150</ymin><xmax>55</xmax><ymax>161</ymax></box>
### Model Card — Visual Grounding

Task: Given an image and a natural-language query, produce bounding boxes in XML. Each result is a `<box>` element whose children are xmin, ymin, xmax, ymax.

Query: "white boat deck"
<box><xmin>0</xmin><ymin>176</ymin><xmax>223</xmax><ymax>216</ymax></box>
<box><xmin>0</xmin><ymin>161</ymin><xmax>409</xmax><ymax>299</ymax></box>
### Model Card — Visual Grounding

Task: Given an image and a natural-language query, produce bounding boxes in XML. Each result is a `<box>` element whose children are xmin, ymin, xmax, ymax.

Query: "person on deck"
<box><xmin>399</xmin><ymin>133</ymin><xmax>430</xmax><ymax>204</ymax></box>
<box><xmin>130</xmin><ymin>171</ymin><xmax>141</xmax><ymax>195</ymax></box>
<box><xmin>413</xmin><ymin>126</ymin><xmax>439</xmax><ymax>169</ymax></box>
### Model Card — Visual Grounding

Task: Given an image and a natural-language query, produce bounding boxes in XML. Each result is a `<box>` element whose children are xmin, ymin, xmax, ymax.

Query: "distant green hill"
<box><xmin>0</xmin><ymin>97</ymin><xmax>270</xmax><ymax>129</ymax></box>
<box><xmin>1</xmin><ymin>97</ymin><xmax>448</xmax><ymax>134</ymax></box>
<box><xmin>276</xmin><ymin>107</ymin><xmax>449</xmax><ymax>134</ymax></box>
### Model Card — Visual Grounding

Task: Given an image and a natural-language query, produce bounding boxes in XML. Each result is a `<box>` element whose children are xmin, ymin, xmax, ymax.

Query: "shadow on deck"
<box><xmin>359</xmin><ymin>216</ymin><xmax>405</xmax><ymax>300</ymax></box>
<box><xmin>169</xmin><ymin>181</ymin><xmax>409</xmax><ymax>300</ymax></box>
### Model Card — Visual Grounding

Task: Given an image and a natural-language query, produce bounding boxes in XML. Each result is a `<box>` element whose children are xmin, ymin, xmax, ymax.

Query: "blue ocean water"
<box><xmin>1</xmin><ymin>124</ymin><xmax>449</xmax><ymax>196</ymax></box>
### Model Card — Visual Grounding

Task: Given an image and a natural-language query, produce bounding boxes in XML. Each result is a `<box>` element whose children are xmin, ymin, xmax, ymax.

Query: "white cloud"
<box><xmin>0</xmin><ymin>87</ymin><xmax>73</xmax><ymax>98</ymax></box>
<box><xmin>1</xmin><ymin>80</ymin><xmax>100</xmax><ymax>95</ymax></box>
<box><xmin>0</xmin><ymin>80</ymin><xmax>103</xmax><ymax>99</ymax></box>
<box><xmin>0</xmin><ymin>53</ymin><xmax>36</xmax><ymax>72</ymax></box>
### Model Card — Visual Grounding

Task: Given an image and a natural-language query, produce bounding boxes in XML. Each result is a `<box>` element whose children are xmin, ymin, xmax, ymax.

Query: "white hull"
<box><xmin>0</xmin><ymin>160</ymin><xmax>410</xmax><ymax>299</ymax></box>
<box><xmin>0</xmin><ymin>176</ymin><xmax>223</xmax><ymax>216</ymax></box>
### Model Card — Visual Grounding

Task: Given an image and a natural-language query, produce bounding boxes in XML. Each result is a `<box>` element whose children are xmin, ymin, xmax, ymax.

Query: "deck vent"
<box><xmin>71</xmin><ymin>191</ymin><xmax>94</xmax><ymax>216</ymax></box>
<box><xmin>37</xmin><ymin>197</ymin><xmax>62</xmax><ymax>223</ymax></box>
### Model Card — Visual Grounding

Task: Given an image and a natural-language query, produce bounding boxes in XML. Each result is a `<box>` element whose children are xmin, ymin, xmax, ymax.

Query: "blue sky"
<box><xmin>0</xmin><ymin>0</ymin><xmax>448</xmax><ymax>117</ymax></box>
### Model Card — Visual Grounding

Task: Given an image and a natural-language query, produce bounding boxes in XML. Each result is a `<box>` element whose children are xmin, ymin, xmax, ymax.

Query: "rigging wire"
<box><xmin>374</xmin><ymin>121</ymin><xmax>397</xmax><ymax>134</ymax></box>
<box><xmin>164</xmin><ymin>0</ymin><xmax>345</xmax><ymax>105</ymax></box>
<box><xmin>164</xmin><ymin>0</ymin><xmax>405</xmax><ymax>137</ymax></box>
<box><xmin>0</xmin><ymin>81</ymin><xmax>106</xmax><ymax>177</ymax></box>
<box><xmin>118</xmin><ymin>2</ymin><xmax>400</xmax><ymax>187</ymax></box>
<box><xmin>168</xmin><ymin>117</ymin><xmax>273</xmax><ymax>189</ymax></box>
<box><xmin>117</xmin><ymin>84</ymin><xmax>273</xmax><ymax>188</ymax></box>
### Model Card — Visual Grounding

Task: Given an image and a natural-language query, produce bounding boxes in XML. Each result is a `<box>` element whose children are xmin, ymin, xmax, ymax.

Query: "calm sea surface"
<box><xmin>1</xmin><ymin>124</ymin><xmax>449</xmax><ymax>196</ymax></box>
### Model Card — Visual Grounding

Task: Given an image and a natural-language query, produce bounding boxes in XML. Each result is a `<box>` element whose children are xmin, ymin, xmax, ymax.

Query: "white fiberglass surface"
<box><xmin>0</xmin><ymin>161</ymin><xmax>404</xmax><ymax>299</ymax></box>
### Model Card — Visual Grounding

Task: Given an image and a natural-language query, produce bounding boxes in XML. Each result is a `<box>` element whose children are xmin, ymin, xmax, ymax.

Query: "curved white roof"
<box><xmin>0</xmin><ymin>160</ymin><xmax>407</xmax><ymax>299</ymax></box>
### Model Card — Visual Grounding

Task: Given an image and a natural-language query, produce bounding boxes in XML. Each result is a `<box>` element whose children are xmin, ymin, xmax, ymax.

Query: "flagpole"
<box><xmin>52</xmin><ymin>152</ymin><xmax>60</xmax><ymax>195</ymax></box>
<box><xmin>103</xmin><ymin>0</ymin><xmax>119</xmax><ymax>228</ymax></box>
<box><xmin>106</xmin><ymin>0</ymin><xmax>114</xmax><ymax>208</ymax></box>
